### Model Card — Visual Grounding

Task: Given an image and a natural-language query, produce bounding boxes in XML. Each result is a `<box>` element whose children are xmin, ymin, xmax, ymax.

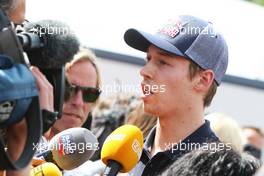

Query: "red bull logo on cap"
<box><xmin>158</xmin><ymin>19</ymin><xmax>183</xmax><ymax>38</ymax></box>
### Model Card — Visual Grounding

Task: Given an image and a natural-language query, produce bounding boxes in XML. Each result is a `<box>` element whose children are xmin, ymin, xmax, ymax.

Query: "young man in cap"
<box><xmin>123</xmin><ymin>15</ymin><xmax>228</xmax><ymax>175</ymax></box>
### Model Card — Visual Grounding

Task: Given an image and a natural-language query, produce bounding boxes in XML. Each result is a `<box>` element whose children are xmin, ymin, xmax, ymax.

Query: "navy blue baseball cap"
<box><xmin>124</xmin><ymin>15</ymin><xmax>228</xmax><ymax>85</ymax></box>
<box><xmin>0</xmin><ymin>55</ymin><xmax>42</xmax><ymax>170</ymax></box>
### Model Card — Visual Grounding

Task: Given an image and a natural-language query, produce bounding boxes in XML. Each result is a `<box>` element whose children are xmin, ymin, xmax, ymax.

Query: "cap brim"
<box><xmin>124</xmin><ymin>28</ymin><xmax>184</xmax><ymax>57</ymax></box>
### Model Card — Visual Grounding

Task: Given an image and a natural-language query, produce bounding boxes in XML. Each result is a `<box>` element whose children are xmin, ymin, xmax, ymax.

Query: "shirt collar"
<box><xmin>144</xmin><ymin>120</ymin><xmax>219</xmax><ymax>159</ymax></box>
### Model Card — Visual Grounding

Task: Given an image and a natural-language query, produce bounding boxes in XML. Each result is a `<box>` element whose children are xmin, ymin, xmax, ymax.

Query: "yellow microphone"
<box><xmin>30</xmin><ymin>162</ymin><xmax>62</xmax><ymax>176</ymax></box>
<box><xmin>101</xmin><ymin>124</ymin><xmax>144</xmax><ymax>175</ymax></box>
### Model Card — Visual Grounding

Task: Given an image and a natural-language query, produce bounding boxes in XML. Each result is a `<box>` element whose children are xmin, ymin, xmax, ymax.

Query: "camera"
<box><xmin>0</xmin><ymin>6</ymin><xmax>79</xmax><ymax>170</ymax></box>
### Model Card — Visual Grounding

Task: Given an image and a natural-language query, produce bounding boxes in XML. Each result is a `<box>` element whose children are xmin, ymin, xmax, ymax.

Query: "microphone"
<box><xmin>21</xmin><ymin>19</ymin><xmax>80</xmax><ymax>121</ymax></box>
<box><xmin>30</xmin><ymin>162</ymin><xmax>62</xmax><ymax>176</ymax></box>
<box><xmin>101</xmin><ymin>125</ymin><xmax>144</xmax><ymax>175</ymax></box>
<box><xmin>21</xmin><ymin>19</ymin><xmax>80</xmax><ymax>68</ymax></box>
<box><xmin>36</xmin><ymin>127</ymin><xmax>99</xmax><ymax>170</ymax></box>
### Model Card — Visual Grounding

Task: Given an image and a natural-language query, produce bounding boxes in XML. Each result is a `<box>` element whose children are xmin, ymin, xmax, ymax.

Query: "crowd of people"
<box><xmin>1</xmin><ymin>0</ymin><xmax>264</xmax><ymax>176</ymax></box>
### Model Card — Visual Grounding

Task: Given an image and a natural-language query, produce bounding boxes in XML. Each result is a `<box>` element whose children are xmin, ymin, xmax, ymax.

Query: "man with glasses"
<box><xmin>46</xmin><ymin>48</ymin><xmax>101</xmax><ymax>140</ymax></box>
<box><xmin>38</xmin><ymin>48</ymin><xmax>103</xmax><ymax>176</ymax></box>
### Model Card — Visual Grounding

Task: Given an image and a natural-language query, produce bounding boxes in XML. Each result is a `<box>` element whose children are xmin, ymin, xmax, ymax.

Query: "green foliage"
<box><xmin>245</xmin><ymin>0</ymin><xmax>264</xmax><ymax>6</ymax></box>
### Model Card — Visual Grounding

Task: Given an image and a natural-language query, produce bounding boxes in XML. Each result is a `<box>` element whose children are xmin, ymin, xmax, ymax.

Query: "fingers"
<box><xmin>32</xmin><ymin>157</ymin><xmax>46</xmax><ymax>167</ymax></box>
<box><xmin>0</xmin><ymin>170</ymin><xmax>5</xmax><ymax>176</ymax></box>
<box><xmin>30</xmin><ymin>66</ymin><xmax>54</xmax><ymax>112</ymax></box>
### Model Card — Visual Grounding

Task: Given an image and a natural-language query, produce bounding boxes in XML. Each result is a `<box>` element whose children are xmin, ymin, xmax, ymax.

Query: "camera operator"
<box><xmin>0</xmin><ymin>0</ymin><xmax>54</xmax><ymax>175</ymax></box>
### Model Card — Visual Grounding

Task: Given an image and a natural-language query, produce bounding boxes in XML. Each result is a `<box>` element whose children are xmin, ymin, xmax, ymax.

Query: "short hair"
<box><xmin>243</xmin><ymin>126</ymin><xmax>264</xmax><ymax>138</ymax></box>
<box><xmin>160</xmin><ymin>145</ymin><xmax>260</xmax><ymax>176</ymax></box>
<box><xmin>65</xmin><ymin>48</ymin><xmax>101</xmax><ymax>89</ymax></box>
<box><xmin>188</xmin><ymin>60</ymin><xmax>217</xmax><ymax>107</ymax></box>
<box><xmin>206</xmin><ymin>112</ymin><xmax>246</xmax><ymax>153</ymax></box>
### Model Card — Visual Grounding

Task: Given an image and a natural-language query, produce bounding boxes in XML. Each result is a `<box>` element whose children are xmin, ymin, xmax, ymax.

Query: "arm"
<box><xmin>5</xmin><ymin>119</ymin><xmax>29</xmax><ymax>176</ymax></box>
<box><xmin>6</xmin><ymin>66</ymin><xmax>54</xmax><ymax>176</ymax></box>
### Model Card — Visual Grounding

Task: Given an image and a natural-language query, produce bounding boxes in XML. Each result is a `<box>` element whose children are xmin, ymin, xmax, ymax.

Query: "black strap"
<box><xmin>40</xmin><ymin>67</ymin><xmax>65</xmax><ymax>119</ymax></box>
<box><xmin>42</xmin><ymin>109</ymin><xmax>58</xmax><ymax>134</ymax></box>
<box><xmin>0</xmin><ymin>120</ymin><xmax>36</xmax><ymax>170</ymax></box>
<box><xmin>0</xmin><ymin>99</ymin><xmax>42</xmax><ymax>170</ymax></box>
<box><xmin>0</xmin><ymin>9</ymin><xmax>10</xmax><ymax>30</ymax></box>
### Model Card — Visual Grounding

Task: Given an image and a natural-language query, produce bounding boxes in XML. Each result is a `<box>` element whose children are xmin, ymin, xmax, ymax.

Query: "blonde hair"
<box><xmin>65</xmin><ymin>48</ymin><xmax>101</xmax><ymax>89</ymax></box>
<box><xmin>206</xmin><ymin>112</ymin><xmax>246</xmax><ymax>153</ymax></box>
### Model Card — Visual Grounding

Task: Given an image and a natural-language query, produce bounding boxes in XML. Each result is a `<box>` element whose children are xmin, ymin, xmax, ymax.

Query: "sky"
<box><xmin>26</xmin><ymin>0</ymin><xmax>264</xmax><ymax>81</ymax></box>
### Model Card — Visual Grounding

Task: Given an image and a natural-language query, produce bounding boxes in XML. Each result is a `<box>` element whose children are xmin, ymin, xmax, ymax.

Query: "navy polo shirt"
<box><xmin>129</xmin><ymin>120</ymin><xmax>219</xmax><ymax>176</ymax></box>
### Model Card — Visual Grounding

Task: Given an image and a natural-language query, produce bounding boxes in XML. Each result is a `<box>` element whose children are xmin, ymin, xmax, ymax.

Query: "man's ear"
<box><xmin>193</xmin><ymin>70</ymin><xmax>215</xmax><ymax>92</ymax></box>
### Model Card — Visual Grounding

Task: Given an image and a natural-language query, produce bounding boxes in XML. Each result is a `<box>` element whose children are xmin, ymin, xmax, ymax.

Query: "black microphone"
<box><xmin>21</xmin><ymin>19</ymin><xmax>80</xmax><ymax>68</ymax></box>
<box><xmin>20</xmin><ymin>20</ymin><xmax>80</xmax><ymax>126</ymax></box>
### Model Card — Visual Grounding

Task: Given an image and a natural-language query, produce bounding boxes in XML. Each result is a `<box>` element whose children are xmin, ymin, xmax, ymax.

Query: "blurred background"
<box><xmin>26</xmin><ymin>0</ymin><xmax>264</xmax><ymax>130</ymax></box>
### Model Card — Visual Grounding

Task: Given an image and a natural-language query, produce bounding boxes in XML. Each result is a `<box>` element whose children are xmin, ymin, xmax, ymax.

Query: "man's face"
<box><xmin>140</xmin><ymin>45</ymin><xmax>195</xmax><ymax>117</ymax></box>
<box><xmin>8</xmin><ymin>0</ymin><xmax>26</xmax><ymax>24</ymax></box>
<box><xmin>53</xmin><ymin>60</ymin><xmax>97</xmax><ymax>132</ymax></box>
<box><xmin>243</xmin><ymin>128</ymin><xmax>264</xmax><ymax>149</ymax></box>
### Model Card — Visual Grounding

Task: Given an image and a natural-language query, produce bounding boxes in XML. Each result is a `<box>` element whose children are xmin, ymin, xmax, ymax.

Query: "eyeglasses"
<box><xmin>64</xmin><ymin>80</ymin><xmax>101</xmax><ymax>103</ymax></box>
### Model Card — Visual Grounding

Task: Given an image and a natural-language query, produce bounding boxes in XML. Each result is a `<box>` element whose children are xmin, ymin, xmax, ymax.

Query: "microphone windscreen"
<box><xmin>101</xmin><ymin>125</ymin><xmax>143</xmax><ymax>172</ymax></box>
<box><xmin>30</xmin><ymin>162</ymin><xmax>62</xmax><ymax>176</ymax></box>
<box><xmin>23</xmin><ymin>20</ymin><xmax>80</xmax><ymax>68</ymax></box>
<box><xmin>49</xmin><ymin>127</ymin><xmax>98</xmax><ymax>170</ymax></box>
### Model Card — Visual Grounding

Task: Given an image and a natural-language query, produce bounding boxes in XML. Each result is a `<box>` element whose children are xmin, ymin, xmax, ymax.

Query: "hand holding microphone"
<box><xmin>101</xmin><ymin>125</ymin><xmax>144</xmax><ymax>176</ymax></box>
